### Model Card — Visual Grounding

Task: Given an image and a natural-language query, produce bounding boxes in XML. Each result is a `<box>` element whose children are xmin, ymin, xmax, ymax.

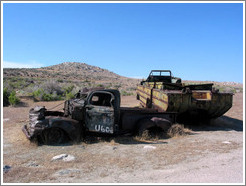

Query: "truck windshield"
<box><xmin>147</xmin><ymin>70</ymin><xmax>172</xmax><ymax>83</ymax></box>
<box><xmin>89</xmin><ymin>92</ymin><xmax>113</xmax><ymax>107</ymax></box>
<box><xmin>150</xmin><ymin>70</ymin><xmax>171</xmax><ymax>77</ymax></box>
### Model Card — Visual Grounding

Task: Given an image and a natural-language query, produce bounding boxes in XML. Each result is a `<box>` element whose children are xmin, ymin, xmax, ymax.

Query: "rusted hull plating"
<box><xmin>136</xmin><ymin>85</ymin><xmax>233</xmax><ymax>119</ymax></box>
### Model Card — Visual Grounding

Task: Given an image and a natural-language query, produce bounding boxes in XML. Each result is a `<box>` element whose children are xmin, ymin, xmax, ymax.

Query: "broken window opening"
<box><xmin>89</xmin><ymin>93</ymin><xmax>113</xmax><ymax>107</ymax></box>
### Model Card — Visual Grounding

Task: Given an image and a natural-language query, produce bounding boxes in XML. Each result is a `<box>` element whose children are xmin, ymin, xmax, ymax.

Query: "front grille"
<box><xmin>29</xmin><ymin>106</ymin><xmax>46</xmax><ymax>127</ymax></box>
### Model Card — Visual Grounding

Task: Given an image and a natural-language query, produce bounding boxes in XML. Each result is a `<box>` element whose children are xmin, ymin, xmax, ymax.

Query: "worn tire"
<box><xmin>136</xmin><ymin>118</ymin><xmax>155</xmax><ymax>136</ymax></box>
<box><xmin>41</xmin><ymin>128</ymin><xmax>65</xmax><ymax>145</ymax></box>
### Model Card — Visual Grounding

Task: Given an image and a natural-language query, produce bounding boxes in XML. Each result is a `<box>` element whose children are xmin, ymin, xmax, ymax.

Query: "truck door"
<box><xmin>85</xmin><ymin>91</ymin><xmax>115</xmax><ymax>134</ymax></box>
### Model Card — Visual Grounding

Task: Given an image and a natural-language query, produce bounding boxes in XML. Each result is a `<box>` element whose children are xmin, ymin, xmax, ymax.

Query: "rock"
<box><xmin>63</xmin><ymin>155</ymin><xmax>75</xmax><ymax>162</ymax></box>
<box><xmin>222</xmin><ymin>141</ymin><xmax>231</xmax><ymax>144</ymax></box>
<box><xmin>3</xmin><ymin>165</ymin><xmax>11</xmax><ymax>173</ymax></box>
<box><xmin>51</xmin><ymin>154</ymin><xmax>75</xmax><ymax>162</ymax></box>
<box><xmin>52</xmin><ymin>154</ymin><xmax>68</xmax><ymax>161</ymax></box>
<box><xmin>26</xmin><ymin>162</ymin><xmax>39</xmax><ymax>167</ymax></box>
<box><xmin>143</xmin><ymin>145</ymin><xmax>156</xmax><ymax>150</ymax></box>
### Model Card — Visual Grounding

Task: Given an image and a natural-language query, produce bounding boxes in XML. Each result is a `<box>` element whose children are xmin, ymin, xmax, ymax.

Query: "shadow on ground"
<box><xmin>37</xmin><ymin>115</ymin><xmax>243</xmax><ymax>147</ymax></box>
<box><xmin>185</xmin><ymin>116</ymin><xmax>243</xmax><ymax>132</ymax></box>
<box><xmin>83</xmin><ymin>134</ymin><xmax>169</xmax><ymax>145</ymax></box>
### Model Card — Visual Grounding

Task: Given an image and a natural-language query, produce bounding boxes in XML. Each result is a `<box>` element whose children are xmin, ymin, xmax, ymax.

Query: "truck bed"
<box><xmin>118</xmin><ymin>107</ymin><xmax>176</xmax><ymax>133</ymax></box>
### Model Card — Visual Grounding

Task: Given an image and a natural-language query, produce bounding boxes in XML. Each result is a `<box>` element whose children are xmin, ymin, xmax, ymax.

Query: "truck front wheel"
<box><xmin>41</xmin><ymin>128</ymin><xmax>65</xmax><ymax>145</ymax></box>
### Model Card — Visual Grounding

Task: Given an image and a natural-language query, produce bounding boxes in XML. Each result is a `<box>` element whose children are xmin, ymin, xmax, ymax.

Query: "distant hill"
<box><xmin>3</xmin><ymin>62</ymin><xmax>122</xmax><ymax>80</ymax></box>
<box><xmin>3</xmin><ymin>62</ymin><xmax>140</xmax><ymax>96</ymax></box>
<box><xmin>3</xmin><ymin>62</ymin><xmax>243</xmax><ymax>96</ymax></box>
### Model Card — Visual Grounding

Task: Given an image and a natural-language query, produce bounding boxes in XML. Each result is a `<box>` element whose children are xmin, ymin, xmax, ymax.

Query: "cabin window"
<box><xmin>89</xmin><ymin>92</ymin><xmax>113</xmax><ymax>107</ymax></box>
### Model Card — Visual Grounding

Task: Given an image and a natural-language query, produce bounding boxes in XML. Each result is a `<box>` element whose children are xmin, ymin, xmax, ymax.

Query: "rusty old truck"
<box><xmin>136</xmin><ymin>70</ymin><xmax>233</xmax><ymax>123</ymax></box>
<box><xmin>22</xmin><ymin>89</ymin><xmax>176</xmax><ymax>145</ymax></box>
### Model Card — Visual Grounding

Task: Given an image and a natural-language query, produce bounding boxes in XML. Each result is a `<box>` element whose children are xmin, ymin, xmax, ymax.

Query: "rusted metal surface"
<box><xmin>136</xmin><ymin>70</ymin><xmax>233</xmax><ymax>122</ymax></box>
<box><xmin>86</xmin><ymin>106</ymin><xmax>114</xmax><ymax>133</ymax></box>
<box><xmin>23</xmin><ymin>105</ymin><xmax>82</xmax><ymax>143</ymax></box>
<box><xmin>23</xmin><ymin>106</ymin><xmax>47</xmax><ymax>140</ymax></box>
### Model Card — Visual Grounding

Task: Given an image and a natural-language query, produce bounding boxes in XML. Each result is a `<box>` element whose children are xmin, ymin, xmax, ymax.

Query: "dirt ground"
<box><xmin>2</xmin><ymin>93</ymin><xmax>244</xmax><ymax>184</ymax></box>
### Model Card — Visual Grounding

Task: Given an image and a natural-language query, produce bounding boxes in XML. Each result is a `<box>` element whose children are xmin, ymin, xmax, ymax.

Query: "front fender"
<box><xmin>47</xmin><ymin>116</ymin><xmax>82</xmax><ymax>142</ymax></box>
<box><xmin>150</xmin><ymin>117</ymin><xmax>171</xmax><ymax>131</ymax></box>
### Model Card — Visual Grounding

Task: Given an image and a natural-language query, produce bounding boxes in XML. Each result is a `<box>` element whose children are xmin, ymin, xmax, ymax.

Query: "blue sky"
<box><xmin>2</xmin><ymin>2</ymin><xmax>244</xmax><ymax>83</ymax></box>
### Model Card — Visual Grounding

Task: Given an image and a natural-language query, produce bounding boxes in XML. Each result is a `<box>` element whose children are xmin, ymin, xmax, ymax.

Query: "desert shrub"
<box><xmin>65</xmin><ymin>92</ymin><xmax>75</xmax><ymax>100</ymax></box>
<box><xmin>25</xmin><ymin>84</ymin><xmax>40</xmax><ymax>95</ymax></box>
<box><xmin>64</xmin><ymin>85</ymin><xmax>75</xmax><ymax>94</ymax></box>
<box><xmin>3</xmin><ymin>77</ymin><xmax>35</xmax><ymax>94</ymax></box>
<box><xmin>8</xmin><ymin>91</ymin><xmax>20</xmax><ymax>106</ymax></box>
<box><xmin>29</xmin><ymin>80</ymin><xmax>65</xmax><ymax>101</ymax></box>
<box><xmin>32</xmin><ymin>89</ymin><xmax>44</xmax><ymax>100</ymax></box>
<box><xmin>3</xmin><ymin>88</ymin><xmax>10</xmax><ymax>106</ymax></box>
<box><xmin>8</xmin><ymin>77</ymin><xmax>29</xmax><ymax>89</ymax></box>
<box><xmin>96</xmin><ymin>84</ymin><xmax>104</xmax><ymax>88</ymax></box>
<box><xmin>63</xmin><ymin>85</ymin><xmax>75</xmax><ymax>100</ymax></box>
<box><xmin>42</xmin><ymin>92</ymin><xmax>62</xmax><ymax>101</ymax></box>
<box><xmin>42</xmin><ymin>93</ymin><xmax>53</xmax><ymax>101</ymax></box>
<box><xmin>41</xmin><ymin>80</ymin><xmax>63</xmax><ymax>95</ymax></box>
<box><xmin>32</xmin><ymin>89</ymin><xmax>42</xmax><ymax>97</ymax></box>
<box><xmin>32</xmin><ymin>89</ymin><xmax>62</xmax><ymax>101</ymax></box>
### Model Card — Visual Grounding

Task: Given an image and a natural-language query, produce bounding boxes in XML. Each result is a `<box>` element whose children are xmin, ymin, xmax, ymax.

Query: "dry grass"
<box><xmin>135</xmin><ymin>124</ymin><xmax>193</xmax><ymax>142</ymax></box>
<box><xmin>135</xmin><ymin>129</ymin><xmax>163</xmax><ymax>141</ymax></box>
<box><xmin>167</xmin><ymin>124</ymin><xmax>193</xmax><ymax>138</ymax></box>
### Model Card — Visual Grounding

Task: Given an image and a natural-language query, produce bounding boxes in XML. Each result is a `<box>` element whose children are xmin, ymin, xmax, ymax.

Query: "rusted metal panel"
<box><xmin>23</xmin><ymin>106</ymin><xmax>82</xmax><ymax>142</ymax></box>
<box><xmin>119</xmin><ymin>108</ymin><xmax>176</xmax><ymax>132</ymax></box>
<box><xmin>152</xmin><ymin>89</ymin><xmax>169</xmax><ymax>111</ymax></box>
<box><xmin>192</xmin><ymin>91</ymin><xmax>212</xmax><ymax>100</ymax></box>
<box><xmin>85</xmin><ymin>106</ymin><xmax>114</xmax><ymax>134</ymax></box>
<box><xmin>136</xmin><ymin>85</ymin><xmax>151</xmax><ymax>107</ymax></box>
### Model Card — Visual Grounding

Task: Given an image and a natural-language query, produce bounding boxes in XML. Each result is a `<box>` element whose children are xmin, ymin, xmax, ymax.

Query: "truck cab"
<box><xmin>22</xmin><ymin>89</ymin><xmax>122</xmax><ymax>144</ymax></box>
